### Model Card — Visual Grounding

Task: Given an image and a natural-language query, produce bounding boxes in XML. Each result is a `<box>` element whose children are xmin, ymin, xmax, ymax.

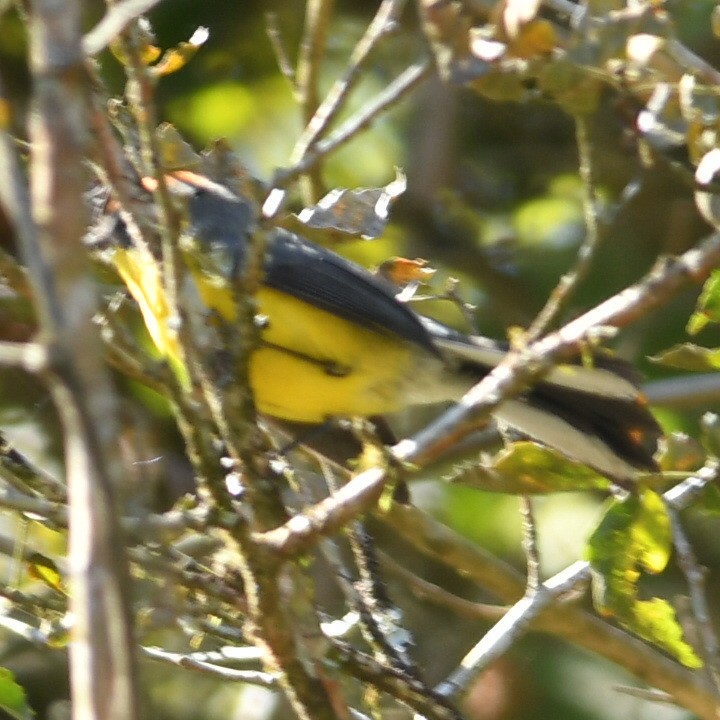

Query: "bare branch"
<box><xmin>273</xmin><ymin>60</ymin><xmax>432</xmax><ymax>188</ymax></box>
<box><xmin>645</xmin><ymin>374</ymin><xmax>720</xmax><ymax>410</ymax></box>
<box><xmin>436</xmin><ymin>561</ymin><xmax>590</xmax><ymax>700</ymax></box>
<box><xmin>12</xmin><ymin>1</ymin><xmax>141</xmax><ymax>717</ymax></box>
<box><xmin>384</xmin><ymin>480</ymin><xmax>720</xmax><ymax>720</ymax></box>
<box><xmin>142</xmin><ymin>646</ymin><xmax>279</xmax><ymax>687</ymax></box>
<box><xmin>295</xmin><ymin>0</ymin><xmax>335</xmax><ymax>200</ymax></box>
<box><xmin>519</xmin><ymin>496</ymin><xmax>540</xmax><ymax>590</ymax></box>
<box><xmin>525</xmin><ymin>115</ymin><xmax>603</xmax><ymax>340</ymax></box>
<box><xmin>291</xmin><ymin>0</ymin><xmax>407</xmax><ymax>164</ymax></box>
<box><xmin>83</xmin><ymin>0</ymin><xmax>166</xmax><ymax>56</ymax></box>
<box><xmin>667</xmin><ymin>506</ymin><xmax>720</xmax><ymax>690</ymax></box>
<box><xmin>0</xmin><ymin>341</ymin><xmax>48</xmax><ymax>372</ymax></box>
<box><xmin>265</xmin><ymin>12</ymin><xmax>298</xmax><ymax>89</ymax></box>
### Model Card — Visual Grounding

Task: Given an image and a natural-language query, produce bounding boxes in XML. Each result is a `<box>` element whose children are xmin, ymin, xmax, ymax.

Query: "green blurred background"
<box><xmin>1</xmin><ymin>1</ymin><xmax>720</xmax><ymax>719</ymax></box>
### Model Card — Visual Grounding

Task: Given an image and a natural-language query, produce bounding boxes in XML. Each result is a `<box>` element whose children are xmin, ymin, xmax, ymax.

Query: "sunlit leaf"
<box><xmin>26</xmin><ymin>552</ymin><xmax>66</xmax><ymax>595</ymax></box>
<box><xmin>587</xmin><ymin>490</ymin><xmax>701</xmax><ymax>667</ymax></box>
<box><xmin>687</xmin><ymin>270</ymin><xmax>720</xmax><ymax>334</ymax></box>
<box><xmin>493</xmin><ymin>441</ymin><xmax>611</xmax><ymax>492</ymax></box>
<box><xmin>630</xmin><ymin>598</ymin><xmax>703</xmax><ymax>668</ymax></box>
<box><xmin>650</xmin><ymin>343</ymin><xmax>720</xmax><ymax>371</ymax></box>
<box><xmin>109</xmin><ymin>17</ymin><xmax>161</xmax><ymax>69</ymax></box>
<box><xmin>0</xmin><ymin>668</ymin><xmax>33</xmax><ymax>720</ymax></box>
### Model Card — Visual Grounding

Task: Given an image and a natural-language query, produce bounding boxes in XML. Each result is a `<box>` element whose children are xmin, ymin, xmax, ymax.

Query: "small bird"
<box><xmin>87</xmin><ymin>171</ymin><xmax>662</xmax><ymax>483</ymax></box>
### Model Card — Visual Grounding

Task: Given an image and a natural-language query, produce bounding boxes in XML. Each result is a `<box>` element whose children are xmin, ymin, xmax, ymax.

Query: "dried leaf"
<box><xmin>374</xmin><ymin>257</ymin><xmax>436</xmax><ymax>287</ymax></box>
<box><xmin>657</xmin><ymin>432</ymin><xmax>705</xmax><ymax>473</ymax></box>
<box><xmin>294</xmin><ymin>172</ymin><xmax>406</xmax><ymax>241</ymax></box>
<box><xmin>156</xmin><ymin>123</ymin><xmax>202</xmax><ymax>170</ymax></box>
<box><xmin>507</xmin><ymin>19</ymin><xmax>556</xmax><ymax>58</ymax></box>
<box><xmin>152</xmin><ymin>26</ymin><xmax>209</xmax><ymax>77</ymax></box>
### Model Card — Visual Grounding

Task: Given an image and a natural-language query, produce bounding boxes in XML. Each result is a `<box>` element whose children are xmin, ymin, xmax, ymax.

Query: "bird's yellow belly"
<box><xmin>112</xmin><ymin>247</ymin><xmax>421</xmax><ymax>422</ymax></box>
<box><xmin>251</xmin><ymin>288</ymin><xmax>416</xmax><ymax>422</ymax></box>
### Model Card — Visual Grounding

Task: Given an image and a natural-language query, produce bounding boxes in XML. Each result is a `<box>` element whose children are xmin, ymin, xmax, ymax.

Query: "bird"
<box><xmin>86</xmin><ymin>170</ymin><xmax>662</xmax><ymax>483</ymax></box>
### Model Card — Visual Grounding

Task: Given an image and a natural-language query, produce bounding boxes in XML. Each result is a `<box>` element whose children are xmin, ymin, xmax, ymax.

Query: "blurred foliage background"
<box><xmin>1</xmin><ymin>1</ymin><xmax>720</xmax><ymax>719</ymax></box>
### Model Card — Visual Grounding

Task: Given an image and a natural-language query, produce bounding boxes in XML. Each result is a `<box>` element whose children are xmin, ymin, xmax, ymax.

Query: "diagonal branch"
<box><xmin>257</xmin><ymin>232</ymin><xmax>720</xmax><ymax>558</ymax></box>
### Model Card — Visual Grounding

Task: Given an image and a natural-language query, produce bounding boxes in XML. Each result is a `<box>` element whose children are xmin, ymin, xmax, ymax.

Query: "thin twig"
<box><xmin>120</xmin><ymin>23</ymin><xmax>188</xmax><ymax>368</ymax></box>
<box><xmin>0</xmin><ymin>485</ymin><xmax>68</xmax><ymax>526</ymax></box>
<box><xmin>379</xmin><ymin>550</ymin><xmax>507</xmax><ymax>622</ymax></box>
<box><xmin>295</xmin><ymin>0</ymin><xmax>335</xmax><ymax>201</ymax></box>
<box><xmin>435</xmin><ymin>561</ymin><xmax>590</xmax><ymax>700</ymax></box>
<box><xmin>0</xmin><ymin>431</ymin><xmax>67</xmax><ymax>503</ymax></box>
<box><xmin>82</xmin><ymin>0</ymin><xmax>166</xmax><ymax>56</ymax></box>
<box><xmin>290</xmin><ymin>0</ymin><xmax>407</xmax><ymax>164</ymax></box>
<box><xmin>142</xmin><ymin>646</ymin><xmax>279</xmax><ymax>687</ymax></box>
<box><xmin>0</xmin><ymin>613</ymin><xmax>54</xmax><ymax>645</ymax></box>
<box><xmin>265</xmin><ymin>12</ymin><xmax>297</xmax><ymax>89</ymax></box>
<box><xmin>427</xmin><ymin>461</ymin><xmax>720</xmax><ymax>705</ymax></box>
<box><xmin>525</xmin><ymin>115</ymin><xmax>602</xmax><ymax>340</ymax></box>
<box><xmin>0</xmin><ymin>341</ymin><xmax>48</xmax><ymax>372</ymax></box>
<box><xmin>519</xmin><ymin>496</ymin><xmax>540</xmax><ymax>590</ymax></box>
<box><xmin>273</xmin><ymin>60</ymin><xmax>432</xmax><ymax>188</ymax></box>
<box><xmin>332</xmin><ymin>640</ymin><xmax>462</xmax><ymax>720</ymax></box>
<box><xmin>666</xmin><ymin>505</ymin><xmax>720</xmax><ymax>691</ymax></box>
<box><xmin>612</xmin><ymin>686</ymin><xmax>678</xmax><ymax>705</ymax></box>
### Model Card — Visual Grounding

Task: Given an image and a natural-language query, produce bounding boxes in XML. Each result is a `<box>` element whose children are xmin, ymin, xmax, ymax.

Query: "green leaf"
<box><xmin>26</xmin><ymin>552</ymin><xmax>66</xmax><ymax>595</ymax></box>
<box><xmin>493</xmin><ymin>441</ymin><xmax>611</xmax><ymax>492</ymax></box>
<box><xmin>698</xmin><ymin>484</ymin><xmax>720</xmax><ymax>516</ymax></box>
<box><xmin>687</xmin><ymin>269</ymin><xmax>720</xmax><ymax>334</ymax></box>
<box><xmin>630</xmin><ymin>598</ymin><xmax>704</xmax><ymax>669</ymax></box>
<box><xmin>587</xmin><ymin>490</ymin><xmax>702</xmax><ymax>667</ymax></box>
<box><xmin>650</xmin><ymin>343</ymin><xmax>720</xmax><ymax>371</ymax></box>
<box><xmin>0</xmin><ymin>668</ymin><xmax>33</xmax><ymax>720</ymax></box>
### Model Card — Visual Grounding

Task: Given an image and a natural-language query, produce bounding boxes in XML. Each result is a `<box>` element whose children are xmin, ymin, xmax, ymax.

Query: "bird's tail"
<box><xmin>424</xmin><ymin>318</ymin><xmax>662</xmax><ymax>482</ymax></box>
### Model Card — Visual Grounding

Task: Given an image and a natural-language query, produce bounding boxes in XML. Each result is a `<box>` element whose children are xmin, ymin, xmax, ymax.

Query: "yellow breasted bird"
<box><xmin>86</xmin><ymin>171</ymin><xmax>662</xmax><ymax>483</ymax></box>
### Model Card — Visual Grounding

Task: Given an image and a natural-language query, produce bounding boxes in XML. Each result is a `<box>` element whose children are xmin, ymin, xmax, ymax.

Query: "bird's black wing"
<box><xmin>263</xmin><ymin>229</ymin><xmax>438</xmax><ymax>355</ymax></box>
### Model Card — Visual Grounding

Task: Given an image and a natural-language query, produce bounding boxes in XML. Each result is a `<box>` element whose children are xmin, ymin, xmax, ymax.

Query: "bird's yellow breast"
<box><xmin>251</xmin><ymin>287</ymin><xmax>418</xmax><ymax>421</ymax></box>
